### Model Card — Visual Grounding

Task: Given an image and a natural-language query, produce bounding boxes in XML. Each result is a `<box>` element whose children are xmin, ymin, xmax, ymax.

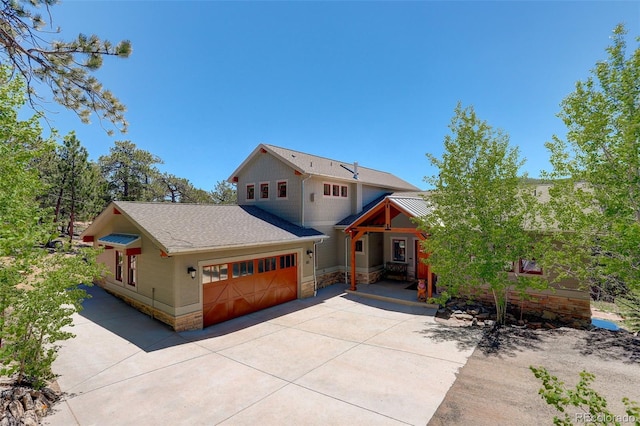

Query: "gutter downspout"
<box><xmin>301</xmin><ymin>174</ymin><xmax>312</xmax><ymax>228</ymax></box>
<box><xmin>313</xmin><ymin>239</ymin><xmax>324</xmax><ymax>297</ymax></box>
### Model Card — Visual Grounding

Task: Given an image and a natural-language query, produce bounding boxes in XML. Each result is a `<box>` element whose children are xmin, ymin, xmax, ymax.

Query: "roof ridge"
<box><xmin>263</xmin><ymin>143</ymin><xmax>402</xmax><ymax>176</ymax></box>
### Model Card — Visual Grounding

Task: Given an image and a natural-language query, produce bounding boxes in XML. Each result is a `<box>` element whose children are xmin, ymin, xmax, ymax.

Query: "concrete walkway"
<box><xmin>46</xmin><ymin>285</ymin><xmax>479</xmax><ymax>425</ymax></box>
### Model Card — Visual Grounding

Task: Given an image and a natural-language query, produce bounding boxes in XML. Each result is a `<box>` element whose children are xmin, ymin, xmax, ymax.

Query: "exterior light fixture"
<box><xmin>306</xmin><ymin>249</ymin><xmax>314</xmax><ymax>258</ymax></box>
<box><xmin>187</xmin><ymin>266</ymin><xmax>197</xmax><ymax>279</ymax></box>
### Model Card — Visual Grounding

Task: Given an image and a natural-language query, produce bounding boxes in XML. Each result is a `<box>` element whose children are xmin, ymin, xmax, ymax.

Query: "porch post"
<box><xmin>350</xmin><ymin>235</ymin><xmax>357</xmax><ymax>291</ymax></box>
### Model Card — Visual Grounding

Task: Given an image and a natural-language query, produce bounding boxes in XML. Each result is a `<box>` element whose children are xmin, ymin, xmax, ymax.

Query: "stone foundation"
<box><xmin>96</xmin><ymin>280</ymin><xmax>202</xmax><ymax>331</ymax></box>
<box><xmin>300</xmin><ymin>279</ymin><xmax>315</xmax><ymax>298</ymax></box>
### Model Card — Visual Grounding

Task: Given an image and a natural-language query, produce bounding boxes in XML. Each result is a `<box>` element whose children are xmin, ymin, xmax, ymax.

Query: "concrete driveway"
<box><xmin>46</xmin><ymin>285</ymin><xmax>479</xmax><ymax>425</ymax></box>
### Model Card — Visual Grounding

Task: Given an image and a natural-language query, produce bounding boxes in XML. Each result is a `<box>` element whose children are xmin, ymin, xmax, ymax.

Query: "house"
<box><xmin>82</xmin><ymin>144</ymin><xmax>591</xmax><ymax>330</ymax></box>
<box><xmin>82</xmin><ymin>144</ymin><xmax>422</xmax><ymax>330</ymax></box>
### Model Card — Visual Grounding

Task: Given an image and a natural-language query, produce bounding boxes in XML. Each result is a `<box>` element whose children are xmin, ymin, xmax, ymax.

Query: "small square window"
<box><xmin>277</xmin><ymin>181</ymin><xmax>287</xmax><ymax>198</ymax></box>
<box><xmin>341</xmin><ymin>186</ymin><xmax>348</xmax><ymax>197</ymax></box>
<box><xmin>323</xmin><ymin>183</ymin><xmax>331</xmax><ymax>196</ymax></box>
<box><xmin>355</xmin><ymin>240</ymin><xmax>363</xmax><ymax>253</ymax></box>
<box><xmin>332</xmin><ymin>184</ymin><xmax>340</xmax><ymax>196</ymax></box>
<box><xmin>260</xmin><ymin>183</ymin><xmax>269</xmax><ymax>199</ymax></box>
<box><xmin>246</xmin><ymin>184</ymin><xmax>255</xmax><ymax>200</ymax></box>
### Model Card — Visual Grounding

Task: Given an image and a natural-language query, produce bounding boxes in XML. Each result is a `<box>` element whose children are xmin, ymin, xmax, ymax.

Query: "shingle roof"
<box><xmin>230</xmin><ymin>144</ymin><xmax>421</xmax><ymax>191</ymax></box>
<box><xmin>105</xmin><ymin>202</ymin><xmax>328</xmax><ymax>254</ymax></box>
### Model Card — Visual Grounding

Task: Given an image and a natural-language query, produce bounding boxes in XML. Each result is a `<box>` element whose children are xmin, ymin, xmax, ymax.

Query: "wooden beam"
<box><xmin>82</xmin><ymin>235</ymin><xmax>94</xmax><ymax>242</ymax></box>
<box><xmin>126</xmin><ymin>247</ymin><xmax>142</xmax><ymax>256</ymax></box>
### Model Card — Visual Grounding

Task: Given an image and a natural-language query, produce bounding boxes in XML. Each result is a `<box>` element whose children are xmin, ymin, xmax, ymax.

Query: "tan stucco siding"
<box><xmin>303</xmin><ymin>178</ymin><xmax>353</xmax><ymax>225</ymax></box>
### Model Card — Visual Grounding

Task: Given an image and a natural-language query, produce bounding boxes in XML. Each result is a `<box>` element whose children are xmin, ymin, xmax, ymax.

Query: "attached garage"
<box><xmin>82</xmin><ymin>201</ymin><xmax>327</xmax><ymax>331</ymax></box>
<box><xmin>202</xmin><ymin>253</ymin><xmax>298</xmax><ymax>326</ymax></box>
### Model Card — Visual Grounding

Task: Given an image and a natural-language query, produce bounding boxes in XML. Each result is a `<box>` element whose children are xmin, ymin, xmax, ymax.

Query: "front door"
<box><xmin>415</xmin><ymin>240</ymin><xmax>429</xmax><ymax>280</ymax></box>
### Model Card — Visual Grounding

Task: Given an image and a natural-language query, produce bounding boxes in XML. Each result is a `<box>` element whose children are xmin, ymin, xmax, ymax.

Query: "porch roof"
<box><xmin>338</xmin><ymin>192</ymin><xmax>433</xmax><ymax>230</ymax></box>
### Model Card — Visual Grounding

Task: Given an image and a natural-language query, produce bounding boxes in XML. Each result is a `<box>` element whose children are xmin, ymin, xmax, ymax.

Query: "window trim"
<box><xmin>355</xmin><ymin>239</ymin><xmax>364</xmax><ymax>255</ymax></box>
<box><xmin>340</xmin><ymin>185</ymin><xmax>348</xmax><ymax>198</ymax></box>
<box><xmin>259</xmin><ymin>181</ymin><xmax>269</xmax><ymax>200</ymax></box>
<box><xmin>115</xmin><ymin>250</ymin><xmax>123</xmax><ymax>282</ymax></box>
<box><xmin>519</xmin><ymin>258</ymin><xmax>543</xmax><ymax>275</ymax></box>
<box><xmin>246</xmin><ymin>183</ymin><xmax>255</xmax><ymax>201</ymax></box>
<box><xmin>391</xmin><ymin>238</ymin><xmax>407</xmax><ymax>263</ymax></box>
<box><xmin>322</xmin><ymin>181</ymin><xmax>349</xmax><ymax>198</ymax></box>
<box><xmin>277</xmin><ymin>180</ymin><xmax>288</xmax><ymax>199</ymax></box>
<box><xmin>127</xmin><ymin>255</ymin><xmax>137</xmax><ymax>287</ymax></box>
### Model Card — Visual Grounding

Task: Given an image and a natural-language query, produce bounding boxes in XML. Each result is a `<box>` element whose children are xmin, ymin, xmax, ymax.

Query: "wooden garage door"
<box><xmin>202</xmin><ymin>253</ymin><xmax>297</xmax><ymax>327</ymax></box>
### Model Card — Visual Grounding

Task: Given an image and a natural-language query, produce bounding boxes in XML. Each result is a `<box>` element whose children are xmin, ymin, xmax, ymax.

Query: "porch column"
<box><xmin>349</xmin><ymin>229</ymin><xmax>365</xmax><ymax>291</ymax></box>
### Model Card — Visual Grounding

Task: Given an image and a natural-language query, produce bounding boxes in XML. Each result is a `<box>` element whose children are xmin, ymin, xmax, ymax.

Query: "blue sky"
<box><xmin>37</xmin><ymin>1</ymin><xmax>639</xmax><ymax>191</ymax></box>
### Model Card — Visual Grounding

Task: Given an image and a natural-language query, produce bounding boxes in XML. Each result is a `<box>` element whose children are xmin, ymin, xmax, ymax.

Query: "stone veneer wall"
<box><xmin>300</xmin><ymin>279</ymin><xmax>316</xmax><ymax>298</ymax></box>
<box><xmin>95</xmin><ymin>280</ymin><xmax>203</xmax><ymax>331</ymax></box>
<box><xmin>316</xmin><ymin>268</ymin><xmax>385</xmax><ymax>288</ymax></box>
<box><xmin>469</xmin><ymin>289</ymin><xmax>591</xmax><ymax>326</ymax></box>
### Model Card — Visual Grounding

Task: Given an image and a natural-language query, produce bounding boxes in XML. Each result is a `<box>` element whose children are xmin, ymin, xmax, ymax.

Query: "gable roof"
<box><xmin>83</xmin><ymin>201</ymin><xmax>328</xmax><ymax>255</ymax></box>
<box><xmin>229</xmin><ymin>143</ymin><xmax>420</xmax><ymax>191</ymax></box>
<box><xmin>336</xmin><ymin>192</ymin><xmax>433</xmax><ymax>228</ymax></box>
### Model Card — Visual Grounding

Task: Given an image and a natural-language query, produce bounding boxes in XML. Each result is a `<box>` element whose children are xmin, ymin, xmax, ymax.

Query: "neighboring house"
<box><xmin>82</xmin><ymin>144</ymin><xmax>590</xmax><ymax>330</ymax></box>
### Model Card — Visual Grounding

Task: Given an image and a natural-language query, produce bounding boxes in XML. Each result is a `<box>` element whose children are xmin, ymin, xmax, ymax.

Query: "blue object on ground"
<box><xmin>591</xmin><ymin>317</ymin><xmax>620</xmax><ymax>331</ymax></box>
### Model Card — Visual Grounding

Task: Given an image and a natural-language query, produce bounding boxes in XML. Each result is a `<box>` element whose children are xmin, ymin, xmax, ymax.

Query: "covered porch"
<box><xmin>344</xmin><ymin>193</ymin><xmax>436</xmax><ymax>299</ymax></box>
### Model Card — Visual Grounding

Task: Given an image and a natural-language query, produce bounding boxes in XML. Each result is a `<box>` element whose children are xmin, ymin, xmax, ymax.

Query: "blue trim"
<box><xmin>98</xmin><ymin>233</ymin><xmax>140</xmax><ymax>246</ymax></box>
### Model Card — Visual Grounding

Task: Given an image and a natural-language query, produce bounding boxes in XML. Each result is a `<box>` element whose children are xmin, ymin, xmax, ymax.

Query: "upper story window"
<box><xmin>277</xmin><ymin>180</ymin><xmax>287</xmax><ymax>199</ymax></box>
<box><xmin>246</xmin><ymin>184</ymin><xmax>255</xmax><ymax>201</ymax></box>
<box><xmin>323</xmin><ymin>182</ymin><xmax>349</xmax><ymax>198</ymax></box>
<box><xmin>260</xmin><ymin>182</ymin><xmax>269</xmax><ymax>200</ymax></box>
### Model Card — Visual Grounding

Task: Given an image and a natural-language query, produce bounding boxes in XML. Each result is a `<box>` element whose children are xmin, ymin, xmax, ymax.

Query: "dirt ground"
<box><xmin>427</xmin><ymin>323</ymin><xmax>640</xmax><ymax>425</ymax></box>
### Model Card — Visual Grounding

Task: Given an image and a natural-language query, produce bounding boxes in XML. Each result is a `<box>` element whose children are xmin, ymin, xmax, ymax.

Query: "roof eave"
<box><xmin>164</xmin><ymin>234</ymin><xmax>330</xmax><ymax>256</ymax></box>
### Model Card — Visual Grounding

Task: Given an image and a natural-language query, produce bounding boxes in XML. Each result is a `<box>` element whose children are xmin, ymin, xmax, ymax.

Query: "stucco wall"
<box><xmin>236</xmin><ymin>150</ymin><xmax>303</xmax><ymax>225</ymax></box>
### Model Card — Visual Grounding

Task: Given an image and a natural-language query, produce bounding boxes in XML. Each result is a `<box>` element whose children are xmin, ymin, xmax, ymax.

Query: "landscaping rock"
<box><xmin>541</xmin><ymin>310</ymin><xmax>558</xmax><ymax>321</ymax></box>
<box><xmin>0</xmin><ymin>384</ymin><xmax>59</xmax><ymax>425</ymax></box>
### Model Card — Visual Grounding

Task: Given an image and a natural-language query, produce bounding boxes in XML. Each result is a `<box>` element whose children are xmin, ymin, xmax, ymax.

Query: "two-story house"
<box><xmin>82</xmin><ymin>144</ymin><xmax>422</xmax><ymax>331</ymax></box>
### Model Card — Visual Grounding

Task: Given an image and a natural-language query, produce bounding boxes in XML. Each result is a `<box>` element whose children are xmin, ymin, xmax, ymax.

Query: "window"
<box><xmin>323</xmin><ymin>182</ymin><xmax>349</xmax><ymax>198</ymax></box>
<box><xmin>127</xmin><ymin>255</ymin><xmax>137</xmax><ymax>287</ymax></box>
<box><xmin>277</xmin><ymin>181</ymin><xmax>287</xmax><ymax>199</ymax></box>
<box><xmin>115</xmin><ymin>251</ymin><xmax>124</xmax><ymax>282</ymax></box>
<box><xmin>246</xmin><ymin>184</ymin><xmax>255</xmax><ymax>201</ymax></box>
<box><xmin>280</xmin><ymin>253</ymin><xmax>296</xmax><ymax>269</ymax></box>
<box><xmin>519</xmin><ymin>258</ymin><xmax>542</xmax><ymax>275</ymax></box>
<box><xmin>260</xmin><ymin>182</ymin><xmax>269</xmax><ymax>199</ymax></box>
<box><xmin>258</xmin><ymin>257</ymin><xmax>277</xmax><ymax>273</ymax></box>
<box><xmin>202</xmin><ymin>264</ymin><xmax>228</xmax><ymax>284</ymax></box>
<box><xmin>355</xmin><ymin>240</ymin><xmax>364</xmax><ymax>253</ymax></box>
<box><xmin>232</xmin><ymin>260</ymin><xmax>254</xmax><ymax>278</ymax></box>
<box><xmin>392</xmin><ymin>239</ymin><xmax>406</xmax><ymax>262</ymax></box>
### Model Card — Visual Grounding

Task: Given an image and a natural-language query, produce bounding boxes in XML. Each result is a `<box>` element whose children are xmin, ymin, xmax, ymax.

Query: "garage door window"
<box><xmin>233</xmin><ymin>260</ymin><xmax>254</xmax><ymax>278</ymax></box>
<box><xmin>202</xmin><ymin>264</ymin><xmax>228</xmax><ymax>284</ymax></box>
<box><xmin>280</xmin><ymin>254</ymin><xmax>296</xmax><ymax>269</ymax></box>
<box><xmin>258</xmin><ymin>257</ymin><xmax>277</xmax><ymax>273</ymax></box>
